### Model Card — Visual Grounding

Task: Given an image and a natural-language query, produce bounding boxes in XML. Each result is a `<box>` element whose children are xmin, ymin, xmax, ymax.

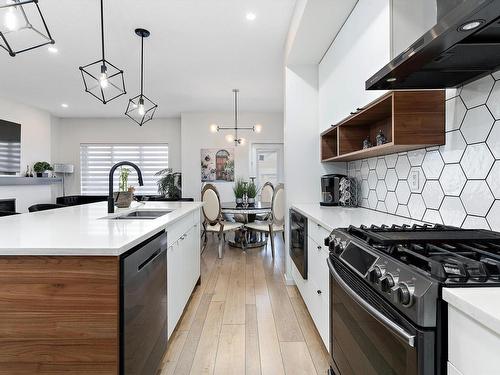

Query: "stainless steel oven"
<box><xmin>289</xmin><ymin>209</ymin><xmax>308</xmax><ymax>279</ymax></box>
<box><xmin>327</xmin><ymin>258</ymin><xmax>435</xmax><ymax>375</ymax></box>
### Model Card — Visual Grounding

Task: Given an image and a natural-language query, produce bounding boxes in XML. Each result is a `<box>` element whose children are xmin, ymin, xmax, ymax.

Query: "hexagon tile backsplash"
<box><xmin>348</xmin><ymin>72</ymin><xmax>500</xmax><ymax>231</ymax></box>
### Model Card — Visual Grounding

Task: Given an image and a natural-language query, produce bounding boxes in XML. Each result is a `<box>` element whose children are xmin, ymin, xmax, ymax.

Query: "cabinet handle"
<box><xmin>317</xmin><ymin>290</ymin><xmax>322</xmax><ymax>295</ymax></box>
<box><xmin>317</xmin><ymin>223</ymin><xmax>321</xmax><ymax>228</ymax></box>
<box><xmin>317</xmin><ymin>246</ymin><xmax>322</xmax><ymax>251</ymax></box>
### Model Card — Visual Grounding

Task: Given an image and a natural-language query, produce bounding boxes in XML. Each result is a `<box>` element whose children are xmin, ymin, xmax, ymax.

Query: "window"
<box><xmin>80</xmin><ymin>143</ymin><xmax>168</xmax><ymax>195</ymax></box>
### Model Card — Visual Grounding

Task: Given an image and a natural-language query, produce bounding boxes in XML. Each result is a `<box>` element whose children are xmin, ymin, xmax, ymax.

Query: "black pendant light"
<box><xmin>0</xmin><ymin>0</ymin><xmax>55</xmax><ymax>57</ymax></box>
<box><xmin>125</xmin><ymin>28</ymin><xmax>158</xmax><ymax>126</ymax></box>
<box><xmin>79</xmin><ymin>0</ymin><xmax>125</xmax><ymax>104</ymax></box>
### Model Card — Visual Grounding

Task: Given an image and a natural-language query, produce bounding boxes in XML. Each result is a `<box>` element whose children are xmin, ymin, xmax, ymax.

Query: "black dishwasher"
<box><xmin>289</xmin><ymin>209</ymin><xmax>308</xmax><ymax>279</ymax></box>
<box><xmin>121</xmin><ymin>231</ymin><xmax>168</xmax><ymax>375</ymax></box>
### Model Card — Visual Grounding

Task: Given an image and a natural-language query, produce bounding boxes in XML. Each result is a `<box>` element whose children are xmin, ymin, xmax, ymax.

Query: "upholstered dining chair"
<box><xmin>260</xmin><ymin>181</ymin><xmax>274</xmax><ymax>203</ymax></box>
<box><xmin>201</xmin><ymin>184</ymin><xmax>243</xmax><ymax>258</ymax></box>
<box><xmin>245</xmin><ymin>183</ymin><xmax>285</xmax><ymax>257</ymax></box>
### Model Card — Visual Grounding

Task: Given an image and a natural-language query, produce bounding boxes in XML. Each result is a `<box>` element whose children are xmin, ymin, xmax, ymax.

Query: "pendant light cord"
<box><xmin>100</xmin><ymin>0</ymin><xmax>105</xmax><ymax>61</ymax></box>
<box><xmin>140</xmin><ymin>35</ymin><xmax>144</xmax><ymax>96</ymax></box>
<box><xmin>234</xmin><ymin>89</ymin><xmax>238</xmax><ymax>141</ymax></box>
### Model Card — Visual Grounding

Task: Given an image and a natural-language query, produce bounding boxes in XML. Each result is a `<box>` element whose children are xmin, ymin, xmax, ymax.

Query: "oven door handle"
<box><xmin>329</xmin><ymin>261</ymin><xmax>416</xmax><ymax>348</ymax></box>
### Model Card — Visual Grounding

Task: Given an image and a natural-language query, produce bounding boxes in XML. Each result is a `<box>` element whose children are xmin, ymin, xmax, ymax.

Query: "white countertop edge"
<box><xmin>0</xmin><ymin>201</ymin><xmax>203</xmax><ymax>256</ymax></box>
<box><xmin>443</xmin><ymin>288</ymin><xmax>500</xmax><ymax>336</ymax></box>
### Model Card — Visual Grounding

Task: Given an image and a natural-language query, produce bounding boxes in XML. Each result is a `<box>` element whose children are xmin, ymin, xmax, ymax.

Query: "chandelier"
<box><xmin>210</xmin><ymin>89</ymin><xmax>262</xmax><ymax>146</ymax></box>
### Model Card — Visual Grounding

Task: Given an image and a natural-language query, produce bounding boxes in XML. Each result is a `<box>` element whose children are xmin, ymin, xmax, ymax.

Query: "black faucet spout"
<box><xmin>108</xmin><ymin>161</ymin><xmax>144</xmax><ymax>213</ymax></box>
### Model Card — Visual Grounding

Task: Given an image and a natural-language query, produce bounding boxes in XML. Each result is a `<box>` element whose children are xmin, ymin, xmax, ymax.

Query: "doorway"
<box><xmin>251</xmin><ymin>143</ymin><xmax>284</xmax><ymax>193</ymax></box>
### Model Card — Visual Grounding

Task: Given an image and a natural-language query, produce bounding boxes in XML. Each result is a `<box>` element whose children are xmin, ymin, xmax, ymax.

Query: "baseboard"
<box><xmin>283</xmin><ymin>272</ymin><xmax>296</xmax><ymax>286</ymax></box>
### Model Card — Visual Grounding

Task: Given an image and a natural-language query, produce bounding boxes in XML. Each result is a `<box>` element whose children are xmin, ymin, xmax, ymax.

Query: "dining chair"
<box><xmin>201</xmin><ymin>184</ymin><xmax>243</xmax><ymax>258</ymax></box>
<box><xmin>245</xmin><ymin>183</ymin><xmax>284</xmax><ymax>257</ymax></box>
<box><xmin>28</xmin><ymin>203</ymin><xmax>67</xmax><ymax>213</ymax></box>
<box><xmin>260</xmin><ymin>181</ymin><xmax>274</xmax><ymax>203</ymax></box>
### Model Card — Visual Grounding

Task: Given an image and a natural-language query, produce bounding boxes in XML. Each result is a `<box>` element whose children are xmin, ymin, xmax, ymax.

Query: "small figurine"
<box><xmin>376</xmin><ymin>129</ymin><xmax>387</xmax><ymax>146</ymax></box>
<box><xmin>363</xmin><ymin>137</ymin><xmax>372</xmax><ymax>149</ymax></box>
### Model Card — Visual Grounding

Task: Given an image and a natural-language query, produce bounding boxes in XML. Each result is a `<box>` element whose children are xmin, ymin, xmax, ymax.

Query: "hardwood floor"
<box><xmin>157</xmin><ymin>235</ymin><xmax>331</xmax><ymax>375</ymax></box>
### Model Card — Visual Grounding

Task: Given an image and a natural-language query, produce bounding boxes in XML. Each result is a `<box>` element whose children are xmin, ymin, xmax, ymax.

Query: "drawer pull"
<box><xmin>317</xmin><ymin>290</ymin><xmax>322</xmax><ymax>295</ymax></box>
<box><xmin>317</xmin><ymin>246</ymin><xmax>322</xmax><ymax>251</ymax></box>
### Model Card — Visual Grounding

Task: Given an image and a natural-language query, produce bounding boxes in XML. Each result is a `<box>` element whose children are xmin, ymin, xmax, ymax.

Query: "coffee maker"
<box><xmin>320</xmin><ymin>174</ymin><xmax>346</xmax><ymax>206</ymax></box>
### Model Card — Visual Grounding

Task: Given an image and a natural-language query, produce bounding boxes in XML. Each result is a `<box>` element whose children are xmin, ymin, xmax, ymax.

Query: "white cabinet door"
<box><xmin>167</xmin><ymin>223</ymin><xmax>201</xmax><ymax>339</ymax></box>
<box><xmin>167</xmin><ymin>240</ymin><xmax>183</xmax><ymax>338</ymax></box>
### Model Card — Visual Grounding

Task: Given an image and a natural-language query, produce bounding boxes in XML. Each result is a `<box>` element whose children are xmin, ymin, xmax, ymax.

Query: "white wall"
<box><xmin>319</xmin><ymin>0</ymin><xmax>391</xmax><ymax>128</ymax></box>
<box><xmin>181</xmin><ymin>112</ymin><xmax>283</xmax><ymax>202</ymax></box>
<box><xmin>0</xmin><ymin>96</ymin><xmax>57</xmax><ymax>212</ymax></box>
<box><xmin>52</xmin><ymin>118</ymin><xmax>181</xmax><ymax>196</ymax></box>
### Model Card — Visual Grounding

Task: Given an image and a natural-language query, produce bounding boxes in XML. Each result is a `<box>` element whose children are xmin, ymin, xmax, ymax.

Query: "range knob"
<box><xmin>394</xmin><ymin>282</ymin><xmax>415</xmax><ymax>307</ymax></box>
<box><xmin>367</xmin><ymin>265</ymin><xmax>386</xmax><ymax>282</ymax></box>
<box><xmin>380</xmin><ymin>274</ymin><xmax>395</xmax><ymax>292</ymax></box>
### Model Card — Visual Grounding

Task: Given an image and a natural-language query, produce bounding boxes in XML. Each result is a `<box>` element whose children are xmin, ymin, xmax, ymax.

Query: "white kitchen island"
<box><xmin>0</xmin><ymin>201</ymin><xmax>202</xmax><ymax>374</ymax></box>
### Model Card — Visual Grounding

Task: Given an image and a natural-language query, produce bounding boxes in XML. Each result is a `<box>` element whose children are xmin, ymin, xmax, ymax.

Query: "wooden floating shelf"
<box><xmin>321</xmin><ymin>90</ymin><xmax>445</xmax><ymax>162</ymax></box>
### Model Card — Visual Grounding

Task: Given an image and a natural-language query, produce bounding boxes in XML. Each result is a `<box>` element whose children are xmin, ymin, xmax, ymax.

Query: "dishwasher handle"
<box><xmin>137</xmin><ymin>248</ymin><xmax>163</xmax><ymax>271</ymax></box>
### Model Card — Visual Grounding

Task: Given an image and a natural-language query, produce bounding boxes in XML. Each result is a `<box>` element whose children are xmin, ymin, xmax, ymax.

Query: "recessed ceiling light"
<box><xmin>246</xmin><ymin>12</ymin><xmax>256</xmax><ymax>21</ymax></box>
<box><xmin>386</xmin><ymin>77</ymin><xmax>397</xmax><ymax>82</ymax></box>
<box><xmin>48</xmin><ymin>46</ymin><xmax>58</xmax><ymax>53</ymax></box>
<box><xmin>458</xmin><ymin>20</ymin><xmax>484</xmax><ymax>32</ymax></box>
<box><xmin>61</xmin><ymin>103</ymin><xmax>68</xmax><ymax>108</ymax></box>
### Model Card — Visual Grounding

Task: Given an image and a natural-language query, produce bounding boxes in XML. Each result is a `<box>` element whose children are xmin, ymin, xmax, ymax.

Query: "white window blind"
<box><xmin>80</xmin><ymin>143</ymin><xmax>168</xmax><ymax>195</ymax></box>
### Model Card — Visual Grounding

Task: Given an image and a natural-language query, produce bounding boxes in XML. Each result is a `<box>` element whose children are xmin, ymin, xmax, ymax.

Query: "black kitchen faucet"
<box><xmin>108</xmin><ymin>161</ymin><xmax>144</xmax><ymax>213</ymax></box>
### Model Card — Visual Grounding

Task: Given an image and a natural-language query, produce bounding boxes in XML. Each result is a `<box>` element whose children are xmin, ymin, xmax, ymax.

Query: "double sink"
<box><xmin>110</xmin><ymin>209</ymin><xmax>173</xmax><ymax>220</ymax></box>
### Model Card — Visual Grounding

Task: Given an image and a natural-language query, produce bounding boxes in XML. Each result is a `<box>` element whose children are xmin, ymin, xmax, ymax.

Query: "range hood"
<box><xmin>366</xmin><ymin>0</ymin><xmax>500</xmax><ymax>90</ymax></box>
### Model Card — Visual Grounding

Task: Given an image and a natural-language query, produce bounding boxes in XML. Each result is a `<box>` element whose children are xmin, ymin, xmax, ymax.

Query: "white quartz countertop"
<box><xmin>0</xmin><ymin>201</ymin><xmax>202</xmax><ymax>256</ymax></box>
<box><xmin>443</xmin><ymin>288</ymin><xmax>500</xmax><ymax>336</ymax></box>
<box><xmin>291</xmin><ymin>203</ymin><xmax>422</xmax><ymax>231</ymax></box>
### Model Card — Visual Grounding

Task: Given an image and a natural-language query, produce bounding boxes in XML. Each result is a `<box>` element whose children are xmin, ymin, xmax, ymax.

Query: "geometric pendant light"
<box><xmin>125</xmin><ymin>28</ymin><xmax>158</xmax><ymax>126</ymax></box>
<box><xmin>0</xmin><ymin>0</ymin><xmax>55</xmax><ymax>57</ymax></box>
<box><xmin>79</xmin><ymin>0</ymin><xmax>126</xmax><ymax>104</ymax></box>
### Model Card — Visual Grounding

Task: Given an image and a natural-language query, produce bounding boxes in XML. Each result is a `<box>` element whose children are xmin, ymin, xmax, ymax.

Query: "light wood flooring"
<box><xmin>157</xmin><ymin>235</ymin><xmax>331</xmax><ymax>375</ymax></box>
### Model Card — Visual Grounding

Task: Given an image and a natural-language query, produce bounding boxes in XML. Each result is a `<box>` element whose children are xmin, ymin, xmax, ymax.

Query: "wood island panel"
<box><xmin>0</xmin><ymin>256</ymin><xmax>120</xmax><ymax>374</ymax></box>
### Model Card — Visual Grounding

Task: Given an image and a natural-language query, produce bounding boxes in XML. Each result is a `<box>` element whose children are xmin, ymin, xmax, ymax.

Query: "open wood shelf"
<box><xmin>321</xmin><ymin>90</ymin><xmax>445</xmax><ymax>162</ymax></box>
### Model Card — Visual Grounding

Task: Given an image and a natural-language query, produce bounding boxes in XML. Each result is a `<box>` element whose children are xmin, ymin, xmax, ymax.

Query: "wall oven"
<box><xmin>289</xmin><ymin>209</ymin><xmax>308</xmax><ymax>279</ymax></box>
<box><xmin>328</xmin><ymin>257</ymin><xmax>435</xmax><ymax>375</ymax></box>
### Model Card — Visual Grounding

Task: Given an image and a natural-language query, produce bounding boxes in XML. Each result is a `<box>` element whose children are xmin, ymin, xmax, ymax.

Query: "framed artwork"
<box><xmin>201</xmin><ymin>148</ymin><xmax>234</xmax><ymax>182</ymax></box>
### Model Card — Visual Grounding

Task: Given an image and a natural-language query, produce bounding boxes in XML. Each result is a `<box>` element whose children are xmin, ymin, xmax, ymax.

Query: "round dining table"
<box><xmin>220</xmin><ymin>201</ymin><xmax>272</xmax><ymax>249</ymax></box>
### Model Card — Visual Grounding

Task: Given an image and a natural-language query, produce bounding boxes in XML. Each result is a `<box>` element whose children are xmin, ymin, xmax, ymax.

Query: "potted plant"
<box><xmin>113</xmin><ymin>167</ymin><xmax>134</xmax><ymax>208</ymax></box>
<box><xmin>155</xmin><ymin>168</ymin><xmax>182</xmax><ymax>199</ymax></box>
<box><xmin>233</xmin><ymin>178</ymin><xmax>246</xmax><ymax>206</ymax></box>
<box><xmin>247</xmin><ymin>181</ymin><xmax>257</xmax><ymax>205</ymax></box>
<box><xmin>33</xmin><ymin>161</ymin><xmax>53</xmax><ymax>178</ymax></box>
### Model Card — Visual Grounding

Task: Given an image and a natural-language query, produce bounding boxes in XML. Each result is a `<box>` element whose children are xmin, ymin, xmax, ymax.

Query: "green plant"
<box><xmin>247</xmin><ymin>181</ymin><xmax>257</xmax><ymax>199</ymax></box>
<box><xmin>233</xmin><ymin>178</ymin><xmax>247</xmax><ymax>199</ymax></box>
<box><xmin>155</xmin><ymin>168</ymin><xmax>182</xmax><ymax>198</ymax></box>
<box><xmin>119</xmin><ymin>167</ymin><xmax>130</xmax><ymax>192</ymax></box>
<box><xmin>33</xmin><ymin>161</ymin><xmax>53</xmax><ymax>173</ymax></box>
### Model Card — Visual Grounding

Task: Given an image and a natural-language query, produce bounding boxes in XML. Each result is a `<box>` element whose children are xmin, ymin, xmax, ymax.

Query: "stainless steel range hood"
<box><xmin>366</xmin><ymin>0</ymin><xmax>500</xmax><ymax>90</ymax></box>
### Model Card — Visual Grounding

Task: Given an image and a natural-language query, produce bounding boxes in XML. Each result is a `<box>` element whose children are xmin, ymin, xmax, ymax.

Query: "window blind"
<box><xmin>80</xmin><ymin>143</ymin><xmax>168</xmax><ymax>195</ymax></box>
<box><xmin>0</xmin><ymin>141</ymin><xmax>21</xmax><ymax>175</ymax></box>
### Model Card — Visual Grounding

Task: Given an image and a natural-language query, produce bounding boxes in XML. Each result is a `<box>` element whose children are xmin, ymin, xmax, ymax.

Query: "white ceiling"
<box><xmin>0</xmin><ymin>0</ymin><xmax>296</xmax><ymax>118</ymax></box>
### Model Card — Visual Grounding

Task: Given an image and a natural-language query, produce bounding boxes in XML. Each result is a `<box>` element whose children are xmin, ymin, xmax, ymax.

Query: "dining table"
<box><xmin>220</xmin><ymin>201</ymin><xmax>272</xmax><ymax>249</ymax></box>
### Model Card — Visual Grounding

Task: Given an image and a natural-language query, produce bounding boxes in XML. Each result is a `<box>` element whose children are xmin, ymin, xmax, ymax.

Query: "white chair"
<box><xmin>245</xmin><ymin>183</ymin><xmax>285</xmax><ymax>257</ymax></box>
<box><xmin>260</xmin><ymin>182</ymin><xmax>274</xmax><ymax>203</ymax></box>
<box><xmin>201</xmin><ymin>184</ymin><xmax>243</xmax><ymax>258</ymax></box>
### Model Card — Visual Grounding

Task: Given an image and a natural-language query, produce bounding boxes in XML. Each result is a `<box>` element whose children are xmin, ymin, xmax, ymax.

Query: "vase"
<box><xmin>248</xmin><ymin>197</ymin><xmax>255</xmax><ymax>205</ymax></box>
<box><xmin>113</xmin><ymin>191</ymin><xmax>133</xmax><ymax>208</ymax></box>
<box><xmin>236</xmin><ymin>198</ymin><xmax>243</xmax><ymax>207</ymax></box>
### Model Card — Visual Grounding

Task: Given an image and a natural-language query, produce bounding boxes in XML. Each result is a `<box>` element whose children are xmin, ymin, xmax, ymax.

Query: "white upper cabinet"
<box><xmin>318</xmin><ymin>0</ymin><xmax>438</xmax><ymax>129</ymax></box>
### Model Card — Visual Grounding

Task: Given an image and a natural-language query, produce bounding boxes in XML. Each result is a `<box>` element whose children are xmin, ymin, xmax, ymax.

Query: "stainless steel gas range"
<box><xmin>325</xmin><ymin>224</ymin><xmax>500</xmax><ymax>375</ymax></box>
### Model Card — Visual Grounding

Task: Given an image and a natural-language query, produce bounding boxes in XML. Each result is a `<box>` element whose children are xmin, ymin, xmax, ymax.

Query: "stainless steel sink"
<box><xmin>111</xmin><ymin>210</ymin><xmax>173</xmax><ymax>220</ymax></box>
